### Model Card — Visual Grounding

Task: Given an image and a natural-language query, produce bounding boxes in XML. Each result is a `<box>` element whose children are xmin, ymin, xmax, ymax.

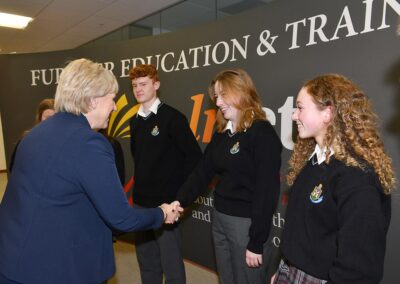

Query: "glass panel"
<box><xmin>81</xmin><ymin>0</ymin><xmax>280</xmax><ymax>45</ymax></box>
<box><xmin>129</xmin><ymin>24</ymin><xmax>153</xmax><ymax>39</ymax></box>
<box><xmin>134</xmin><ymin>13</ymin><xmax>161</xmax><ymax>36</ymax></box>
<box><xmin>218</xmin><ymin>0</ymin><xmax>270</xmax><ymax>16</ymax></box>
<box><xmin>160</xmin><ymin>0</ymin><xmax>216</xmax><ymax>33</ymax></box>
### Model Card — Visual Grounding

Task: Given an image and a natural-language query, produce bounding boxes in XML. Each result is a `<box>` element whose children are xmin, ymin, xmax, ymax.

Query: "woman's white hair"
<box><xmin>55</xmin><ymin>58</ymin><xmax>118</xmax><ymax>115</ymax></box>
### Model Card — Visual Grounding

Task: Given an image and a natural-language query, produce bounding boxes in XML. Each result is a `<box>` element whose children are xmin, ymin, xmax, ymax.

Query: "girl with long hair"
<box><xmin>274</xmin><ymin>74</ymin><xmax>395</xmax><ymax>284</ymax></box>
<box><xmin>174</xmin><ymin>69</ymin><xmax>282</xmax><ymax>284</ymax></box>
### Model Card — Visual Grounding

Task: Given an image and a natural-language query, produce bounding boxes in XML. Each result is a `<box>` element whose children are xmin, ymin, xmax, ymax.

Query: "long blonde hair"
<box><xmin>287</xmin><ymin>74</ymin><xmax>395</xmax><ymax>194</ymax></box>
<box><xmin>208</xmin><ymin>69</ymin><xmax>266</xmax><ymax>133</ymax></box>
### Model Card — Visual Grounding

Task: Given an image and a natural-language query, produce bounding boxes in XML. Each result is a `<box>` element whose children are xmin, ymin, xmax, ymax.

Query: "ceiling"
<box><xmin>0</xmin><ymin>0</ymin><xmax>275</xmax><ymax>55</ymax></box>
<box><xmin>0</xmin><ymin>0</ymin><xmax>182</xmax><ymax>54</ymax></box>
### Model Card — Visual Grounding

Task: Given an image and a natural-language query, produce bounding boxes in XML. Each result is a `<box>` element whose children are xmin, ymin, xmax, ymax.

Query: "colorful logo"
<box><xmin>310</xmin><ymin>183</ymin><xmax>324</xmax><ymax>203</ymax></box>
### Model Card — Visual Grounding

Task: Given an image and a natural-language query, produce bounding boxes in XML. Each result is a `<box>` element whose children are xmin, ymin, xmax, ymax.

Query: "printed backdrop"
<box><xmin>0</xmin><ymin>0</ymin><xmax>399</xmax><ymax>282</ymax></box>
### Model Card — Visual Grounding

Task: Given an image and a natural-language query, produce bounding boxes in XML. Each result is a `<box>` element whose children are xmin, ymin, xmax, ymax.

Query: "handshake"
<box><xmin>159</xmin><ymin>201</ymin><xmax>183</xmax><ymax>224</ymax></box>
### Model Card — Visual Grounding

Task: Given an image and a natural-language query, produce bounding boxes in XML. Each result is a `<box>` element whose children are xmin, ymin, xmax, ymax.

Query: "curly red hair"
<box><xmin>287</xmin><ymin>74</ymin><xmax>395</xmax><ymax>194</ymax></box>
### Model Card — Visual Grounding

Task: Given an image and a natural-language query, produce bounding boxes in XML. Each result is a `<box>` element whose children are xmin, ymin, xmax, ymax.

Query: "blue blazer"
<box><xmin>0</xmin><ymin>112</ymin><xmax>163</xmax><ymax>284</ymax></box>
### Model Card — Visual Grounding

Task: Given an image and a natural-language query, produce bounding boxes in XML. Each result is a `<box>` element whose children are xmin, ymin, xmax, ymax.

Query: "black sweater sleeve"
<box><xmin>176</xmin><ymin>133</ymin><xmax>218</xmax><ymax>207</ymax></box>
<box><xmin>247</xmin><ymin>122</ymin><xmax>282</xmax><ymax>254</ymax></box>
<box><xmin>110</xmin><ymin>138</ymin><xmax>125</xmax><ymax>185</ymax></box>
<box><xmin>169</xmin><ymin>112</ymin><xmax>202</xmax><ymax>180</ymax></box>
<box><xmin>327</xmin><ymin>169</ymin><xmax>390</xmax><ymax>284</ymax></box>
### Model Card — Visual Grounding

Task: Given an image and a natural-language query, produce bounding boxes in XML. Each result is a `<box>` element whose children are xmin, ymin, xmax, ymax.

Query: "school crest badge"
<box><xmin>310</xmin><ymin>183</ymin><xmax>324</xmax><ymax>204</ymax></box>
<box><xmin>230</xmin><ymin>142</ymin><xmax>240</xmax><ymax>154</ymax></box>
<box><xmin>151</xmin><ymin>125</ymin><xmax>160</xmax><ymax>136</ymax></box>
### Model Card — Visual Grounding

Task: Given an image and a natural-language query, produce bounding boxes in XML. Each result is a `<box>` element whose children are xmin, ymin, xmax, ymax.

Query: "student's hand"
<box><xmin>270</xmin><ymin>273</ymin><xmax>276</xmax><ymax>284</ymax></box>
<box><xmin>171</xmin><ymin>201</ymin><xmax>184</xmax><ymax>221</ymax></box>
<box><xmin>171</xmin><ymin>200</ymin><xmax>181</xmax><ymax>213</ymax></box>
<box><xmin>246</xmin><ymin>249</ymin><xmax>262</xmax><ymax>267</ymax></box>
<box><xmin>159</xmin><ymin>203</ymin><xmax>183</xmax><ymax>224</ymax></box>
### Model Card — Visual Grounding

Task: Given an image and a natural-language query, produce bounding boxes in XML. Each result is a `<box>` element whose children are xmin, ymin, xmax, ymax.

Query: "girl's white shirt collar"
<box><xmin>309</xmin><ymin>144</ymin><xmax>334</xmax><ymax>165</ymax></box>
<box><xmin>225</xmin><ymin>120</ymin><xmax>234</xmax><ymax>133</ymax></box>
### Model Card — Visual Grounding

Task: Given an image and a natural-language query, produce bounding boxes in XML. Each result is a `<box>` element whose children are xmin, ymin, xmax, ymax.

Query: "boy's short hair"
<box><xmin>128</xmin><ymin>64</ymin><xmax>159</xmax><ymax>82</ymax></box>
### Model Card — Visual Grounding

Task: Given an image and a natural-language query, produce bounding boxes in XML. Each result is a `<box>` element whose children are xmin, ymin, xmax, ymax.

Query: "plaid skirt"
<box><xmin>273</xmin><ymin>259</ymin><xmax>327</xmax><ymax>284</ymax></box>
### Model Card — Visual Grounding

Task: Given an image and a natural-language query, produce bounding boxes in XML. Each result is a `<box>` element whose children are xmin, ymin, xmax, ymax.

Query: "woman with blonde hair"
<box><xmin>0</xmin><ymin>58</ymin><xmax>180</xmax><ymax>284</ymax></box>
<box><xmin>173</xmin><ymin>69</ymin><xmax>282</xmax><ymax>284</ymax></box>
<box><xmin>274</xmin><ymin>74</ymin><xmax>395</xmax><ymax>284</ymax></box>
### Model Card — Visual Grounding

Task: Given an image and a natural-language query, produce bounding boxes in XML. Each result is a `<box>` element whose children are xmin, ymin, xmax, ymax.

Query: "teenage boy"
<box><xmin>128</xmin><ymin>64</ymin><xmax>202</xmax><ymax>284</ymax></box>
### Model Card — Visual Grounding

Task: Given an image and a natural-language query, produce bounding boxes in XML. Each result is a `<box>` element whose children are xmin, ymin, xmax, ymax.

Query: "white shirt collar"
<box><xmin>309</xmin><ymin>144</ymin><xmax>334</xmax><ymax>165</ymax></box>
<box><xmin>225</xmin><ymin>120</ymin><xmax>234</xmax><ymax>133</ymax></box>
<box><xmin>137</xmin><ymin>98</ymin><xmax>161</xmax><ymax>117</ymax></box>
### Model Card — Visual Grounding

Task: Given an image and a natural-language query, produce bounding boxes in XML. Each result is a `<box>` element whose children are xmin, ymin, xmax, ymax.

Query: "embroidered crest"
<box><xmin>151</xmin><ymin>125</ymin><xmax>160</xmax><ymax>136</ymax></box>
<box><xmin>230</xmin><ymin>142</ymin><xmax>240</xmax><ymax>154</ymax></box>
<box><xmin>310</xmin><ymin>183</ymin><xmax>324</xmax><ymax>204</ymax></box>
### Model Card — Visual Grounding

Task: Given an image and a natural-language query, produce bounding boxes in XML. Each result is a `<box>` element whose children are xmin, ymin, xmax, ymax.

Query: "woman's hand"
<box><xmin>159</xmin><ymin>203</ymin><xmax>183</xmax><ymax>224</ymax></box>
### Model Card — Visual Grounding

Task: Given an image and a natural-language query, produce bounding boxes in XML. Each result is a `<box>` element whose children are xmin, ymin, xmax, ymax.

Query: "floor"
<box><xmin>0</xmin><ymin>172</ymin><xmax>219</xmax><ymax>284</ymax></box>
<box><xmin>109</xmin><ymin>240</ymin><xmax>218</xmax><ymax>284</ymax></box>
